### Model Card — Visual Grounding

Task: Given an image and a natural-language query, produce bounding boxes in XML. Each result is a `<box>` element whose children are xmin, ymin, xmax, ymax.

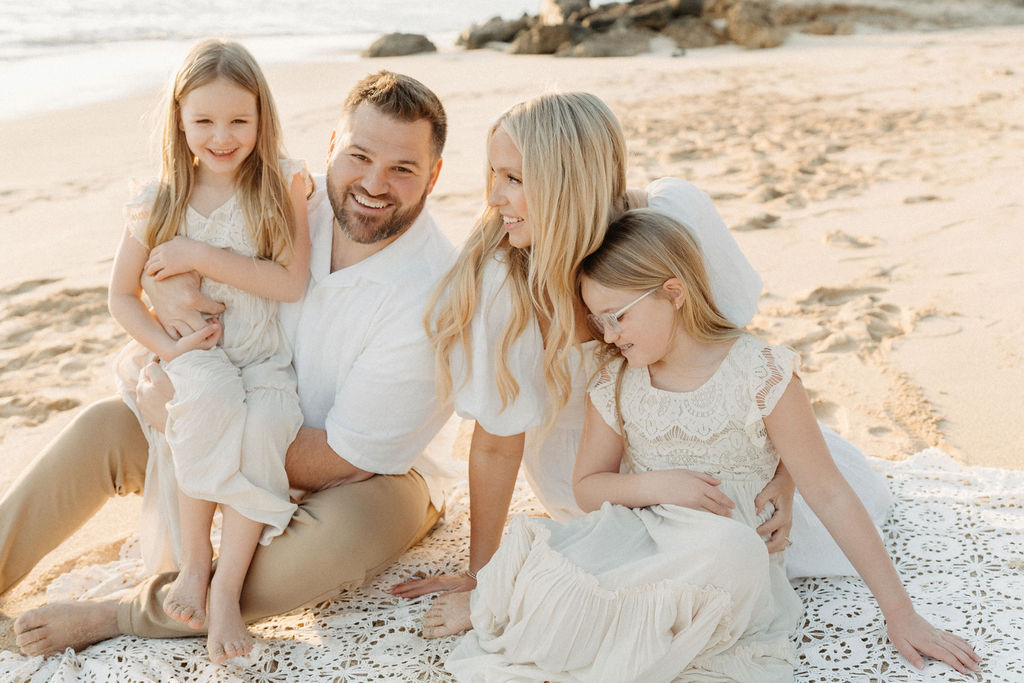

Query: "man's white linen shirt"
<box><xmin>279</xmin><ymin>175</ymin><xmax>457</xmax><ymax>509</ymax></box>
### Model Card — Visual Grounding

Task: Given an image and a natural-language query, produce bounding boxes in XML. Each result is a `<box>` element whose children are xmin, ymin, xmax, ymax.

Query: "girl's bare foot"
<box><xmin>14</xmin><ymin>600</ymin><xmax>120</xmax><ymax>656</ymax></box>
<box><xmin>421</xmin><ymin>591</ymin><xmax>473</xmax><ymax>639</ymax></box>
<box><xmin>206</xmin><ymin>584</ymin><xmax>253</xmax><ymax>664</ymax></box>
<box><xmin>163</xmin><ymin>564</ymin><xmax>210</xmax><ymax>629</ymax></box>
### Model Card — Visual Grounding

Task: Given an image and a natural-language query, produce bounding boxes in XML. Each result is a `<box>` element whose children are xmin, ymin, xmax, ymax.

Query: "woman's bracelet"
<box><xmin>464</xmin><ymin>569</ymin><xmax>478</xmax><ymax>582</ymax></box>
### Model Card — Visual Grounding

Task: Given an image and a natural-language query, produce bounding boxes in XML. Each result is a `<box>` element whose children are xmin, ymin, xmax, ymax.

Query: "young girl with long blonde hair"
<box><xmin>394</xmin><ymin>93</ymin><xmax>892</xmax><ymax>636</ymax></box>
<box><xmin>445</xmin><ymin>209</ymin><xmax>980</xmax><ymax>681</ymax></box>
<box><xmin>108</xmin><ymin>38</ymin><xmax>310</xmax><ymax>663</ymax></box>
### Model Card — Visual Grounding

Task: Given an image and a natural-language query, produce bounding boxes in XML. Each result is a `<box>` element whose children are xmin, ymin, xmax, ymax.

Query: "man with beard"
<box><xmin>7</xmin><ymin>71</ymin><xmax>457</xmax><ymax>656</ymax></box>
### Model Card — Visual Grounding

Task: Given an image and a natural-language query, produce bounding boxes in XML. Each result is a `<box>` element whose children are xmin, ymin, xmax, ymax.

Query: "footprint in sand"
<box><xmin>753</xmin><ymin>284</ymin><xmax>918</xmax><ymax>357</ymax></box>
<box><xmin>796</xmin><ymin>285</ymin><xmax>886</xmax><ymax>307</ymax></box>
<box><xmin>903</xmin><ymin>194</ymin><xmax>945</xmax><ymax>204</ymax></box>
<box><xmin>0</xmin><ymin>278</ymin><xmax>60</xmax><ymax>299</ymax></box>
<box><xmin>733</xmin><ymin>213</ymin><xmax>780</xmax><ymax>231</ymax></box>
<box><xmin>824</xmin><ymin>230</ymin><xmax>879</xmax><ymax>249</ymax></box>
<box><xmin>0</xmin><ymin>283</ymin><xmax>126</xmax><ymax>431</ymax></box>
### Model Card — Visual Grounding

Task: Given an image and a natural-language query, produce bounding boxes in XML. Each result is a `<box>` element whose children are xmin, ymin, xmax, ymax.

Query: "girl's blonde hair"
<box><xmin>580</xmin><ymin>208</ymin><xmax>742</xmax><ymax>438</ymax></box>
<box><xmin>146</xmin><ymin>38</ymin><xmax>295</xmax><ymax>262</ymax></box>
<box><xmin>429</xmin><ymin>92</ymin><xmax>627</xmax><ymax>430</ymax></box>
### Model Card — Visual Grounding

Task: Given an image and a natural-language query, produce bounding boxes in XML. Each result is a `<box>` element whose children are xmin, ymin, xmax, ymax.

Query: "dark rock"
<box><xmin>561</xmin><ymin>24</ymin><xmax>652</xmax><ymax>57</ymax></box>
<box><xmin>581</xmin><ymin>3</ymin><xmax>629</xmax><ymax>31</ymax></box>
<box><xmin>457</xmin><ymin>15</ymin><xmax>531</xmax><ymax>49</ymax></box>
<box><xmin>800</xmin><ymin>18</ymin><xmax>838</xmax><ymax>35</ymax></box>
<box><xmin>702</xmin><ymin>0</ymin><xmax>735</xmax><ymax>20</ymax></box>
<box><xmin>834</xmin><ymin>19</ymin><xmax>855</xmax><ymax>35</ymax></box>
<box><xmin>672</xmin><ymin>0</ymin><xmax>705</xmax><ymax>17</ymax></box>
<box><xmin>540</xmin><ymin>0</ymin><xmax>590</xmax><ymax>25</ymax></box>
<box><xmin>363</xmin><ymin>33</ymin><xmax>437</xmax><ymax>58</ymax></box>
<box><xmin>627</xmin><ymin>0</ymin><xmax>701</xmax><ymax>31</ymax></box>
<box><xmin>579</xmin><ymin>0</ymin><xmax>702</xmax><ymax>33</ymax></box>
<box><xmin>663</xmin><ymin>16</ymin><xmax>727</xmax><ymax>49</ymax></box>
<box><xmin>726</xmin><ymin>1</ymin><xmax>786</xmax><ymax>49</ymax></box>
<box><xmin>509</xmin><ymin>24</ymin><xmax>576</xmax><ymax>54</ymax></box>
<box><xmin>626</xmin><ymin>1</ymin><xmax>677</xmax><ymax>31</ymax></box>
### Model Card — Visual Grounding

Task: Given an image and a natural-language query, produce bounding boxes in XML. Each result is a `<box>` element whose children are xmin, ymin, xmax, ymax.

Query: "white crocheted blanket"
<box><xmin>1</xmin><ymin>449</ymin><xmax>1020</xmax><ymax>682</ymax></box>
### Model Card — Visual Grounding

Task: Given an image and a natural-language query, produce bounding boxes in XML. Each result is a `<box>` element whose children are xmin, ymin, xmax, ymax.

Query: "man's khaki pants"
<box><xmin>0</xmin><ymin>396</ymin><xmax>440</xmax><ymax>637</ymax></box>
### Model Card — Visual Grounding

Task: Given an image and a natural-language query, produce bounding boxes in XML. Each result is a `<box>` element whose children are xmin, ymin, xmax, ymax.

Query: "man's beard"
<box><xmin>327</xmin><ymin>182</ymin><xmax>427</xmax><ymax>245</ymax></box>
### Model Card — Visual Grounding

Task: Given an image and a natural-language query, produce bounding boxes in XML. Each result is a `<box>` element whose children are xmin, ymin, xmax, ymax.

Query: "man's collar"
<box><xmin>320</xmin><ymin>209</ymin><xmax>436</xmax><ymax>286</ymax></box>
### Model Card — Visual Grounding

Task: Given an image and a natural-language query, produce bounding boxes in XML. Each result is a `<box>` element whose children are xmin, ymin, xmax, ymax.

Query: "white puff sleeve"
<box><xmin>743</xmin><ymin>341</ymin><xmax>800</xmax><ymax>449</ymax></box>
<box><xmin>646</xmin><ymin>178</ymin><xmax>762</xmax><ymax>326</ymax></box>
<box><xmin>586</xmin><ymin>362</ymin><xmax>623</xmax><ymax>436</ymax></box>
<box><xmin>123</xmin><ymin>180</ymin><xmax>160</xmax><ymax>247</ymax></box>
<box><xmin>449</xmin><ymin>256</ymin><xmax>547</xmax><ymax>436</ymax></box>
<box><xmin>279</xmin><ymin>158</ymin><xmax>314</xmax><ymax>197</ymax></box>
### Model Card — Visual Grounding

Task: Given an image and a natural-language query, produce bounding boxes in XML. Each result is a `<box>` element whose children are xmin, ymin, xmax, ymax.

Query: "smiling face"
<box><xmin>178</xmin><ymin>77</ymin><xmax>258</xmax><ymax>181</ymax></box>
<box><xmin>325</xmin><ymin>102</ymin><xmax>441</xmax><ymax>245</ymax></box>
<box><xmin>486</xmin><ymin>127</ymin><xmax>532</xmax><ymax>249</ymax></box>
<box><xmin>581</xmin><ymin>276</ymin><xmax>682</xmax><ymax>369</ymax></box>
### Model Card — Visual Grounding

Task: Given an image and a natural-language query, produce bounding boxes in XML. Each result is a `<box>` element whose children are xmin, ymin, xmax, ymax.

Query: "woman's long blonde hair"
<box><xmin>429</xmin><ymin>92</ymin><xmax>627</xmax><ymax>430</ymax></box>
<box><xmin>580</xmin><ymin>209</ymin><xmax>743</xmax><ymax>438</ymax></box>
<box><xmin>146</xmin><ymin>38</ymin><xmax>296</xmax><ymax>262</ymax></box>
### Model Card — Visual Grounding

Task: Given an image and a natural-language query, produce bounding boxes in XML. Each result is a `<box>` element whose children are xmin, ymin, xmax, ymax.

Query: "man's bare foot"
<box><xmin>163</xmin><ymin>564</ymin><xmax>209</xmax><ymax>629</ymax></box>
<box><xmin>205</xmin><ymin>586</ymin><xmax>253</xmax><ymax>664</ymax></box>
<box><xmin>421</xmin><ymin>590</ymin><xmax>473</xmax><ymax>639</ymax></box>
<box><xmin>14</xmin><ymin>601</ymin><xmax>120</xmax><ymax>656</ymax></box>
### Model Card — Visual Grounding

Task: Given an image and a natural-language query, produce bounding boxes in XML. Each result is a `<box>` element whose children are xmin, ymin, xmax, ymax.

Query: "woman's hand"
<box><xmin>886</xmin><ymin>607</ymin><xmax>981</xmax><ymax>674</ymax></box>
<box><xmin>389</xmin><ymin>572</ymin><xmax>476</xmax><ymax>599</ymax></box>
<box><xmin>755</xmin><ymin>463</ymin><xmax>795</xmax><ymax>553</ymax></box>
<box><xmin>655</xmin><ymin>469</ymin><xmax>735</xmax><ymax>516</ymax></box>
<box><xmin>145</xmin><ymin>236</ymin><xmax>210</xmax><ymax>280</ymax></box>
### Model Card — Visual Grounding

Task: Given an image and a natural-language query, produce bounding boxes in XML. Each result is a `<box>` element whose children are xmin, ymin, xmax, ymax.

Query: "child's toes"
<box><xmin>187</xmin><ymin>611</ymin><xmax>206</xmax><ymax>629</ymax></box>
<box><xmin>207</xmin><ymin>642</ymin><xmax>227</xmax><ymax>665</ymax></box>
<box><xmin>227</xmin><ymin>635</ymin><xmax>253</xmax><ymax>659</ymax></box>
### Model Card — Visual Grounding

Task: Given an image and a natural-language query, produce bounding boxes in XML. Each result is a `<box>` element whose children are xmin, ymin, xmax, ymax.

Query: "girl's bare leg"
<box><xmin>163</xmin><ymin>490</ymin><xmax>215</xmax><ymax>628</ymax></box>
<box><xmin>206</xmin><ymin>506</ymin><xmax>261</xmax><ymax>663</ymax></box>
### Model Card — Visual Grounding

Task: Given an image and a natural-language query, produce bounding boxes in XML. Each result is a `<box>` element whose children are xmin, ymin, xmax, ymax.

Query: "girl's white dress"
<box><xmin>451</xmin><ymin>177</ymin><xmax>892</xmax><ymax>579</ymax></box>
<box><xmin>447</xmin><ymin>335</ymin><xmax>808</xmax><ymax>682</ymax></box>
<box><xmin>115</xmin><ymin>161</ymin><xmax>307</xmax><ymax>572</ymax></box>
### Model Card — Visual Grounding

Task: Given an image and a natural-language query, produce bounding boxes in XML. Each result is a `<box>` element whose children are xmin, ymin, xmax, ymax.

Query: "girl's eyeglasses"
<box><xmin>587</xmin><ymin>288</ymin><xmax>658</xmax><ymax>336</ymax></box>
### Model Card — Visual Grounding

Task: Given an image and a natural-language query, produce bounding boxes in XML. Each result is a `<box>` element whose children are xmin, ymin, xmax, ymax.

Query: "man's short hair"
<box><xmin>344</xmin><ymin>71</ymin><xmax>447</xmax><ymax>160</ymax></box>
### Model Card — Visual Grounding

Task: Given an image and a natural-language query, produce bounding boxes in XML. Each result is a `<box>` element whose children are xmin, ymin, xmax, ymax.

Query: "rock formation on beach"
<box><xmin>363</xmin><ymin>33</ymin><xmax>438</xmax><ymax>57</ymax></box>
<box><xmin>364</xmin><ymin>1</ymin><xmax>1024</xmax><ymax>58</ymax></box>
<box><xmin>452</xmin><ymin>0</ymin><xmax>1024</xmax><ymax>56</ymax></box>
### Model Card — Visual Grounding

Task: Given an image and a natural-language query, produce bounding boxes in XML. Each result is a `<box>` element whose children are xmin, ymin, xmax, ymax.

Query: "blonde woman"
<box><xmin>391</xmin><ymin>92</ymin><xmax>891</xmax><ymax>636</ymax></box>
<box><xmin>445</xmin><ymin>209</ymin><xmax>978</xmax><ymax>680</ymax></box>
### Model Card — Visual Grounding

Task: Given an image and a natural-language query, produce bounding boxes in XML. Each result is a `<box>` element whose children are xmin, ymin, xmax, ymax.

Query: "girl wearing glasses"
<box><xmin>392</xmin><ymin>92</ymin><xmax>890</xmax><ymax>638</ymax></box>
<box><xmin>445</xmin><ymin>209</ymin><xmax>979</xmax><ymax>680</ymax></box>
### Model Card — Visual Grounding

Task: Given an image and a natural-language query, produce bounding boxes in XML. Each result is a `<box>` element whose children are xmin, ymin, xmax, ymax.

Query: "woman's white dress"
<box><xmin>448</xmin><ymin>335</ymin><xmax>808</xmax><ymax>682</ymax></box>
<box><xmin>115</xmin><ymin>162</ymin><xmax>307</xmax><ymax>572</ymax></box>
<box><xmin>451</xmin><ymin>177</ymin><xmax>892</xmax><ymax>579</ymax></box>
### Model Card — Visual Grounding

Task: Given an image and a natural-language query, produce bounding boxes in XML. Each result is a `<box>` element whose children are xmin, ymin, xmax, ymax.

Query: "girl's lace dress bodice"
<box><xmin>589</xmin><ymin>335</ymin><xmax>794</xmax><ymax>487</ymax></box>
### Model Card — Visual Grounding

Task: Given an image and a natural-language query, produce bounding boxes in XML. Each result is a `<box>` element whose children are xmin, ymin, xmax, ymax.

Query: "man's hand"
<box><xmin>136</xmin><ymin>361</ymin><xmax>175</xmax><ymax>432</ymax></box>
<box><xmin>142</xmin><ymin>271</ymin><xmax>224</xmax><ymax>340</ymax></box>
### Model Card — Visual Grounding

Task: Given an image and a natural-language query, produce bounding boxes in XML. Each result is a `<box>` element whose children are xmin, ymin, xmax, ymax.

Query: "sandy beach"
<box><xmin>2</xmin><ymin>19</ymin><xmax>1023</xmax><ymax>668</ymax></box>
